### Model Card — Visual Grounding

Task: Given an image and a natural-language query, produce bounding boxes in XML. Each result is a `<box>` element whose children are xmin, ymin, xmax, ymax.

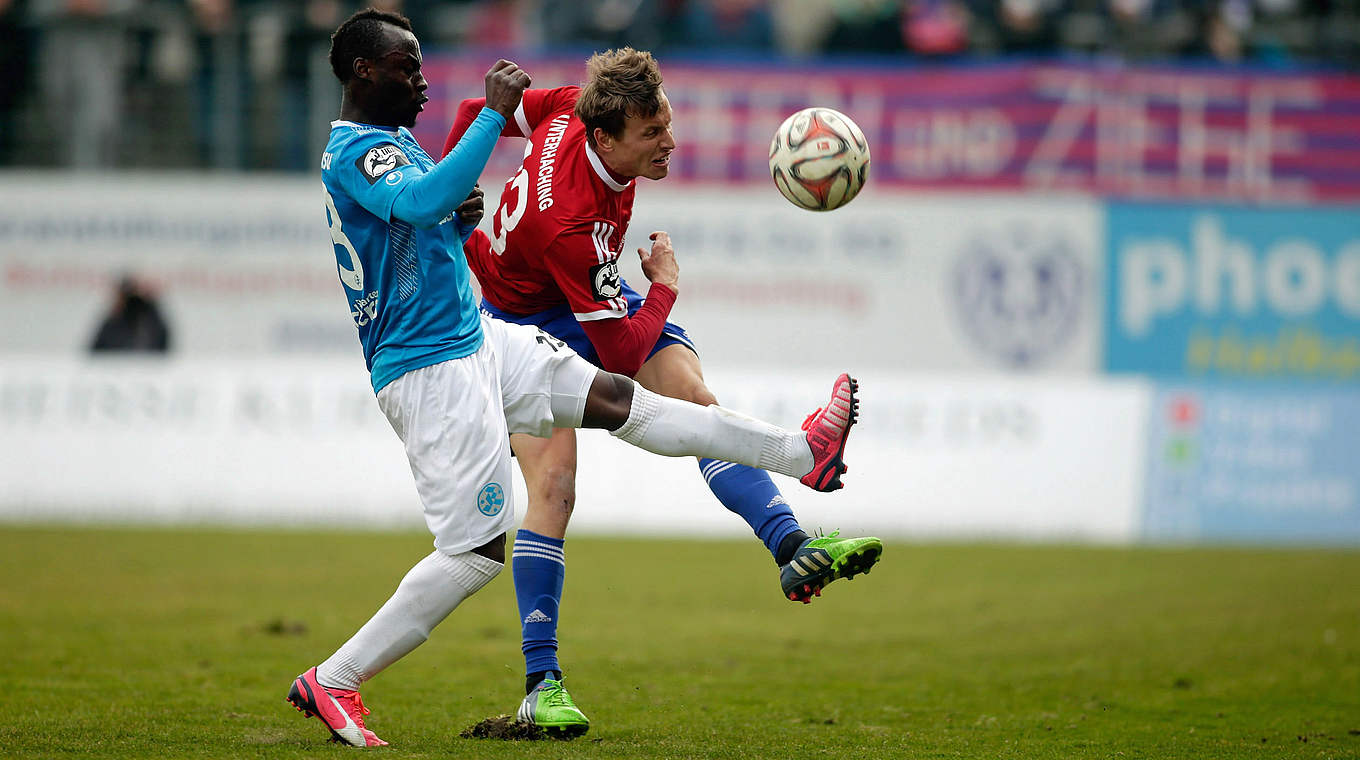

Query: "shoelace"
<box><xmin>806</xmin><ymin>528</ymin><xmax>839</xmax><ymax>542</ymax></box>
<box><xmin>803</xmin><ymin>407</ymin><xmax>823</xmax><ymax>429</ymax></box>
<box><xmin>334</xmin><ymin>689</ymin><xmax>371</xmax><ymax>724</ymax></box>
<box><xmin>544</xmin><ymin>685</ymin><xmax>575</xmax><ymax>709</ymax></box>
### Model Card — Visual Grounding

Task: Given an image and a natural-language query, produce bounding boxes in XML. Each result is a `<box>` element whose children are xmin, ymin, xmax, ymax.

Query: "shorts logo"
<box><xmin>356</xmin><ymin>144</ymin><xmax>410</xmax><ymax>184</ymax></box>
<box><xmin>384</xmin><ymin>170</ymin><xmax>404</xmax><ymax>186</ymax></box>
<box><xmin>477</xmin><ymin>482</ymin><xmax>505</xmax><ymax>517</ymax></box>
<box><xmin>952</xmin><ymin>226</ymin><xmax>1084</xmax><ymax>368</ymax></box>
<box><xmin>589</xmin><ymin>260</ymin><xmax>622</xmax><ymax>302</ymax></box>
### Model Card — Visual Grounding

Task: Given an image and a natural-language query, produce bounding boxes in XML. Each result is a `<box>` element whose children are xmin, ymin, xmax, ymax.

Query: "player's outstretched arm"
<box><xmin>443</xmin><ymin>85</ymin><xmax>579</xmax><ymax>158</ymax></box>
<box><xmin>391</xmin><ymin>61</ymin><xmax>530</xmax><ymax>228</ymax></box>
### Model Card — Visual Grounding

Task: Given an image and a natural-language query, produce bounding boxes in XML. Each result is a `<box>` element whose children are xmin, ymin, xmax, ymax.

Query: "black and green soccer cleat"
<box><xmin>516</xmin><ymin>678</ymin><xmax>589</xmax><ymax>739</ymax></box>
<box><xmin>779</xmin><ymin>531</ymin><xmax>883</xmax><ymax>604</ymax></box>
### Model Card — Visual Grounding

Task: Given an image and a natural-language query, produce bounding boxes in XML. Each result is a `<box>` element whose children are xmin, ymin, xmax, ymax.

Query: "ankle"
<box><xmin>526</xmin><ymin>670</ymin><xmax>562</xmax><ymax>694</ymax></box>
<box><xmin>776</xmin><ymin>530</ymin><xmax>810</xmax><ymax>566</ymax></box>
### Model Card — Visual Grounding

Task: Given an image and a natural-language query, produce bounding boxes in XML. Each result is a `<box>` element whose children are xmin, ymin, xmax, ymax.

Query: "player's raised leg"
<box><xmin>508</xmin><ymin>429</ymin><xmax>590</xmax><ymax>737</ymax></box>
<box><xmin>580</xmin><ymin>365</ymin><xmax>857</xmax><ymax>494</ymax></box>
<box><xmin>635</xmin><ymin>345</ymin><xmax>806</xmax><ymax>554</ymax></box>
<box><xmin>635</xmin><ymin>344</ymin><xmax>881</xmax><ymax>602</ymax></box>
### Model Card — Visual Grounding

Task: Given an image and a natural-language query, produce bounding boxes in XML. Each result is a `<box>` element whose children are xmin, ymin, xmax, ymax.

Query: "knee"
<box><xmin>677</xmin><ymin>382</ymin><xmax>717</xmax><ymax>407</ymax></box>
<box><xmin>582</xmin><ymin>371</ymin><xmax>635</xmax><ymax>430</ymax></box>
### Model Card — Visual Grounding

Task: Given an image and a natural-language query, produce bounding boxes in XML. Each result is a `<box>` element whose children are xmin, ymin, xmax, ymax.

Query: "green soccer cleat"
<box><xmin>780</xmin><ymin>531</ymin><xmax>883</xmax><ymax>604</ymax></box>
<box><xmin>516</xmin><ymin>678</ymin><xmax>589</xmax><ymax>739</ymax></box>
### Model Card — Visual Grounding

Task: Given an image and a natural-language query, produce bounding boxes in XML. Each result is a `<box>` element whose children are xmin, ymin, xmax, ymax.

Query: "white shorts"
<box><xmin>376</xmin><ymin>315</ymin><xmax>599</xmax><ymax>555</ymax></box>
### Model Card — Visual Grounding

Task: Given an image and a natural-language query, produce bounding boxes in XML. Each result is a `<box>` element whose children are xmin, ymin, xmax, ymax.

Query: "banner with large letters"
<box><xmin>418</xmin><ymin>56</ymin><xmax>1360</xmax><ymax>204</ymax></box>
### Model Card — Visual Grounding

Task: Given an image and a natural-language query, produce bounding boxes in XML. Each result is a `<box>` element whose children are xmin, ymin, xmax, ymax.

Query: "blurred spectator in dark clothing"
<box><xmin>821</xmin><ymin>0</ymin><xmax>907</xmax><ymax>53</ymax></box>
<box><xmin>279</xmin><ymin>0</ymin><xmax>343</xmax><ymax>170</ymax></box>
<box><xmin>990</xmin><ymin>0</ymin><xmax>1063</xmax><ymax>54</ymax></box>
<box><xmin>539</xmin><ymin>0</ymin><xmax>664</xmax><ymax>50</ymax></box>
<box><xmin>90</xmin><ymin>276</ymin><xmax>171</xmax><ymax>353</ymax></box>
<box><xmin>0</xmin><ymin>0</ymin><xmax>31</xmax><ymax>165</ymax></box>
<box><xmin>189</xmin><ymin>0</ymin><xmax>245</xmax><ymax>168</ymax></box>
<box><xmin>30</xmin><ymin>0</ymin><xmax>140</xmax><ymax>168</ymax></box>
<box><xmin>1060</xmin><ymin>0</ymin><xmax>1196</xmax><ymax>60</ymax></box>
<box><xmin>675</xmin><ymin>0</ymin><xmax>776</xmax><ymax>50</ymax></box>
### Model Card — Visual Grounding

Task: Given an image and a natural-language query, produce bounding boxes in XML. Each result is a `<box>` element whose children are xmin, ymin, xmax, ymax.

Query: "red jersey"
<box><xmin>444</xmin><ymin>87</ymin><xmax>677</xmax><ymax>375</ymax></box>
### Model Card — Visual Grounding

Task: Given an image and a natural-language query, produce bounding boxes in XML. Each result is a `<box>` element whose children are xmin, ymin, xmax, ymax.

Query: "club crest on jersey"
<box><xmin>357</xmin><ymin>144</ymin><xmax>410</xmax><ymax>184</ymax></box>
<box><xmin>589</xmin><ymin>260</ymin><xmax>622</xmax><ymax>302</ymax></box>
<box><xmin>477</xmin><ymin>483</ymin><xmax>505</xmax><ymax>517</ymax></box>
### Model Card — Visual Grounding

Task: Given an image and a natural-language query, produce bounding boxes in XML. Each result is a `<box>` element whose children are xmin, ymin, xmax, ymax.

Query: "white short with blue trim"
<box><xmin>376</xmin><ymin>315</ymin><xmax>598</xmax><ymax>554</ymax></box>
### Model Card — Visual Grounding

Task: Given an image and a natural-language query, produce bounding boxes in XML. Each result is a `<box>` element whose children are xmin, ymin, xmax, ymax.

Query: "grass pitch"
<box><xmin>1</xmin><ymin>526</ymin><xmax>1357</xmax><ymax>759</ymax></box>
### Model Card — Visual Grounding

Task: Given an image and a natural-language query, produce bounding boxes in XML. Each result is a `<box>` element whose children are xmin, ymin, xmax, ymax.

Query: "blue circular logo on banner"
<box><xmin>477</xmin><ymin>483</ymin><xmax>505</xmax><ymax>517</ymax></box>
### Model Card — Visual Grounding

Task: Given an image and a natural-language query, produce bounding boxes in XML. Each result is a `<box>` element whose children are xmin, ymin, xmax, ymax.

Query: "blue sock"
<box><xmin>512</xmin><ymin>530</ymin><xmax>564</xmax><ymax>679</ymax></box>
<box><xmin>698</xmin><ymin>459</ymin><xmax>802</xmax><ymax>561</ymax></box>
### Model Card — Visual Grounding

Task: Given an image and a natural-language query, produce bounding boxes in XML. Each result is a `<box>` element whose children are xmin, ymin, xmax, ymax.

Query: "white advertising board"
<box><xmin>0</xmin><ymin>173</ymin><xmax>347</xmax><ymax>356</ymax></box>
<box><xmin>0</xmin><ymin>173</ymin><xmax>1103</xmax><ymax>373</ymax></box>
<box><xmin>0</xmin><ymin>360</ymin><xmax>1147</xmax><ymax>543</ymax></box>
<box><xmin>621</xmin><ymin>187</ymin><xmax>1105</xmax><ymax>373</ymax></box>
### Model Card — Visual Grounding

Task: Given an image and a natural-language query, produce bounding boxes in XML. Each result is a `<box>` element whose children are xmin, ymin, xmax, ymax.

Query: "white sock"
<box><xmin>315</xmin><ymin>550</ymin><xmax>502</xmax><ymax>691</ymax></box>
<box><xmin>610</xmin><ymin>385</ymin><xmax>814</xmax><ymax>478</ymax></box>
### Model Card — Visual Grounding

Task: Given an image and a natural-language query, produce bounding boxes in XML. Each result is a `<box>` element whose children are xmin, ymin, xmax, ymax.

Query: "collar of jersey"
<box><xmin>331</xmin><ymin>119</ymin><xmax>399</xmax><ymax>132</ymax></box>
<box><xmin>584</xmin><ymin>141</ymin><xmax>633</xmax><ymax>193</ymax></box>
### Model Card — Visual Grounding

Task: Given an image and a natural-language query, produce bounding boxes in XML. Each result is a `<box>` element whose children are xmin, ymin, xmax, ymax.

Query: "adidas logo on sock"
<box><xmin>524</xmin><ymin>609</ymin><xmax>553</xmax><ymax>624</ymax></box>
<box><xmin>764</xmin><ymin>495</ymin><xmax>788</xmax><ymax>510</ymax></box>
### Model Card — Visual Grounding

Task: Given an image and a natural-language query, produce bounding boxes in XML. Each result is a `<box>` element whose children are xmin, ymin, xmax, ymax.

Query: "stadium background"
<box><xmin>1</xmin><ymin>0</ymin><xmax>1358</xmax><ymax>547</ymax></box>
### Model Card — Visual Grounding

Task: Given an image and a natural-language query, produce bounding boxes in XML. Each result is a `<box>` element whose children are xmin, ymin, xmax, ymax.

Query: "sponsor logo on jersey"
<box><xmin>535</xmin><ymin>114</ymin><xmax>571</xmax><ymax>211</ymax></box>
<box><xmin>952</xmin><ymin>227</ymin><xmax>1084</xmax><ymax>368</ymax></box>
<box><xmin>356</xmin><ymin>144</ymin><xmax>410</xmax><ymax>184</ymax></box>
<box><xmin>477</xmin><ymin>482</ymin><xmax>505</xmax><ymax>517</ymax></box>
<box><xmin>589</xmin><ymin>260</ymin><xmax>622</xmax><ymax>302</ymax></box>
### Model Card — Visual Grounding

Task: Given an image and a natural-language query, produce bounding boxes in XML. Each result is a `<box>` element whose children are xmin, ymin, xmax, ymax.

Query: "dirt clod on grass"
<box><xmin>460</xmin><ymin>715</ymin><xmax>547</xmax><ymax>741</ymax></box>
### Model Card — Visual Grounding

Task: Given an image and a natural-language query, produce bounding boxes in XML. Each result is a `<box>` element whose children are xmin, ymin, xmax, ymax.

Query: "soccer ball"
<box><xmin>768</xmin><ymin>107</ymin><xmax>871</xmax><ymax>212</ymax></box>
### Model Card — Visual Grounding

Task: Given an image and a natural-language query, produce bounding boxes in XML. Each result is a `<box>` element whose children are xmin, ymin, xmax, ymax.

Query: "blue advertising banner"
<box><xmin>1143</xmin><ymin>386</ymin><xmax>1360</xmax><ymax>544</ymax></box>
<box><xmin>1105</xmin><ymin>203</ymin><xmax>1360</xmax><ymax>380</ymax></box>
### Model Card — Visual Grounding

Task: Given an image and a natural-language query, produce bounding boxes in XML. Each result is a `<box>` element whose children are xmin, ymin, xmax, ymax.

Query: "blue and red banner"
<box><xmin>419</xmin><ymin>55</ymin><xmax>1360</xmax><ymax>203</ymax></box>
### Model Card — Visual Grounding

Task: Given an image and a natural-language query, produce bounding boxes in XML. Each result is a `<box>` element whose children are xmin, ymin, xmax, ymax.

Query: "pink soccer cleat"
<box><xmin>799</xmin><ymin>373</ymin><xmax>859</xmax><ymax>492</ymax></box>
<box><xmin>286</xmin><ymin>667</ymin><xmax>388</xmax><ymax>747</ymax></box>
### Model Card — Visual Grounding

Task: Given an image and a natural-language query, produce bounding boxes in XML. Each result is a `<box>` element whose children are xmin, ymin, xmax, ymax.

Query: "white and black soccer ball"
<box><xmin>768</xmin><ymin>107</ymin><xmax>871</xmax><ymax>212</ymax></box>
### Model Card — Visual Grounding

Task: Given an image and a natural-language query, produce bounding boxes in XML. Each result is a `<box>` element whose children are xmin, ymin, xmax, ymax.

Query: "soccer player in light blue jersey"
<box><xmin>284</xmin><ymin>8</ymin><xmax>863</xmax><ymax>748</ymax></box>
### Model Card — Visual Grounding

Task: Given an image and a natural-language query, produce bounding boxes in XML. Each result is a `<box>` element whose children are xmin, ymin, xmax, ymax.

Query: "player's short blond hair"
<box><xmin>575</xmin><ymin>48</ymin><xmax>664</xmax><ymax>148</ymax></box>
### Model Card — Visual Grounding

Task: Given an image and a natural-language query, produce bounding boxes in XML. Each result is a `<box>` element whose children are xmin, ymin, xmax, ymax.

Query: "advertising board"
<box><xmin>0</xmin><ymin>361</ymin><xmax>1147</xmax><ymax>543</ymax></box>
<box><xmin>1143</xmin><ymin>385</ymin><xmax>1360</xmax><ymax>544</ymax></box>
<box><xmin>1104</xmin><ymin>203</ymin><xmax>1360</xmax><ymax>380</ymax></box>
<box><xmin>418</xmin><ymin>57</ymin><xmax>1360</xmax><ymax>203</ymax></box>
<box><xmin>0</xmin><ymin>175</ymin><xmax>1104</xmax><ymax>373</ymax></box>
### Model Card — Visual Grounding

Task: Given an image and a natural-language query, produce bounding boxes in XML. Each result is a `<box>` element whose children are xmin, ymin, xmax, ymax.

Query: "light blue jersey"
<box><xmin>320</xmin><ymin>110</ymin><xmax>504</xmax><ymax>393</ymax></box>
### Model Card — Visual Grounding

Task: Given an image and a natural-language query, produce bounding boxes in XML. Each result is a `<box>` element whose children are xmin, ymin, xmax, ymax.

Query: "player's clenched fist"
<box><xmin>638</xmin><ymin>231</ymin><xmax>679</xmax><ymax>294</ymax></box>
<box><xmin>485</xmin><ymin>60</ymin><xmax>531</xmax><ymax>120</ymax></box>
<box><xmin>456</xmin><ymin>185</ymin><xmax>485</xmax><ymax>228</ymax></box>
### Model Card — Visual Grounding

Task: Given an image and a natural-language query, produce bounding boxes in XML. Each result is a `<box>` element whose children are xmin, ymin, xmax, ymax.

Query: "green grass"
<box><xmin>1</xmin><ymin>526</ymin><xmax>1357</xmax><ymax>759</ymax></box>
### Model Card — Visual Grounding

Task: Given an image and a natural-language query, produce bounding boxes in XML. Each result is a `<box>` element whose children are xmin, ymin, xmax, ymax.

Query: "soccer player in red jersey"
<box><xmin>444</xmin><ymin>49</ymin><xmax>881</xmax><ymax>736</ymax></box>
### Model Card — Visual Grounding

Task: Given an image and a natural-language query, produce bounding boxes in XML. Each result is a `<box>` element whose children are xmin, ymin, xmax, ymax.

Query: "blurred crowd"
<box><xmin>0</xmin><ymin>0</ymin><xmax>1356</xmax><ymax>171</ymax></box>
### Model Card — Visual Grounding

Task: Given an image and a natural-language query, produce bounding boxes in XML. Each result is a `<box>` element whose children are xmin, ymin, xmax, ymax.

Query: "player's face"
<box><xmin>604</xmin><ymin>92</ymin><xmax>675</xmax><ymax>181</ymax></box>
<box><xmin>364</xmin><ymin>27</ymin><xmax>428</xmax><ymax>128</ymax></box>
